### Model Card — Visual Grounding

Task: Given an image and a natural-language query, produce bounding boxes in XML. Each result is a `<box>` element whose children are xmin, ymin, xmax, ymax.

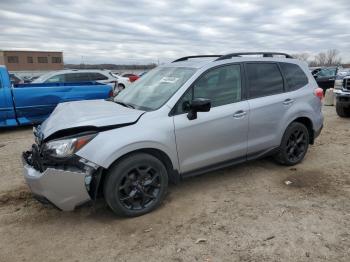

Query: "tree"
<box><xmin>292</xmin><ymin>53</ymin><xmax>310</xmax><ymax>62</ymax></box>
<box><xmin>309</xmin><ymin>49</ymin><xmax>342</xmax><ymax>66</ymax></box>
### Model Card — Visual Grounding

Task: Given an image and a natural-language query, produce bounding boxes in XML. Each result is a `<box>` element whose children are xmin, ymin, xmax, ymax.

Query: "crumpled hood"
<box><xmin>40</xmin><ymin>99</ymin><xmax>145</xmax><ymax>139</ymax></box>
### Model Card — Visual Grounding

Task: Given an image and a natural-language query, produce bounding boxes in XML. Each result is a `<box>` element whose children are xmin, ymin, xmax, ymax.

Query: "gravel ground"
<box><xmin>0</xmin><ymin>106</ymin><xmax>349</xmax><ymax>262</ymax></box>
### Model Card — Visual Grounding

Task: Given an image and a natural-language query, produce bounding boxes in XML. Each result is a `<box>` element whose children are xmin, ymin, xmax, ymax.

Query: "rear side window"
<box><xmin>45</xmin><ymin>74</ymin><xmax>65</xmax><ymax>83</ymax></box>
<box><xmin>246</xmin><ymin>63</ymin><xmax>284</xmax><ymax>99</ymax></box>
<box><xmin>280</xmin><ymin>63</ymin><xmax>308</xmax><ymax>91</ymax></box>
<box><xmin>91</xmin><ymin>73</ymin><xmax>108</xmax><ymax>80</ymax></box>
<box><xmin>65</xmin><ymin>73</ymin><xmax>91</xmax><ymax>82</ymax></box>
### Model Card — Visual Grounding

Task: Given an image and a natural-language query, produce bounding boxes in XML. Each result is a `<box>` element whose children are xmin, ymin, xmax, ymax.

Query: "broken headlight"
<box><xmin>44</xmin><ymin>134</ymin><xmax>96</xmax><ymax>158</ymax></box>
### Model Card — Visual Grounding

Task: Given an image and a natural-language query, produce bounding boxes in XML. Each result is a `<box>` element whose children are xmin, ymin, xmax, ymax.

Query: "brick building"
<box><xmin>0</xmin><ymin>50</ymin><xmax>64</xmax><ymax>71</ymax></box>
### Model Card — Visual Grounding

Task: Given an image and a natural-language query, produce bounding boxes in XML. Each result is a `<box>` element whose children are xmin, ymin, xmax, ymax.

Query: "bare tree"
<box><xmin>315</xmin><ymin>52</ymin><xmax>327</xmax><ymax>66</ymax></box>
<box><xmin>292</xmin><ymin>53</ymin><xmax>310</xmax><ymax>62</ymax></box>
<box><xmin>325</xmin><ymin>49</ymin><xmax>341</xmax><ymax>66</ymax></box>
<box><xmin>309</xmin><ymin>49</ymin><xmax>342</xmax><ymax>66</ymax></box>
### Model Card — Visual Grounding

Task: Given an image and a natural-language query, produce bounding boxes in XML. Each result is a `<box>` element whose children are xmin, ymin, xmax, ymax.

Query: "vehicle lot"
<box><xmin>0</xmin><ymin>106</ymin><xmax>349</xmax><ymax>261</ymax></box>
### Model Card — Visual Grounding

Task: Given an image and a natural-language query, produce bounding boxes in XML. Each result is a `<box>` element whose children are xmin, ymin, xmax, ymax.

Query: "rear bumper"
<box><xmin>23</xmin><ymin>163</ymin><xmax>93</xmax><ymax>211</ymax></box>
<box><xmin>314</xmin><ymin>124</ymin><xmax>323</xmax><ymax>140</ymax></box>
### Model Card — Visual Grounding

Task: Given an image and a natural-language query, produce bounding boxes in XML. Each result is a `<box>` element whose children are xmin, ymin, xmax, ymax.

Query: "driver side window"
<box><xmin>176</xmin><ymin>64</ymin><xmax>242</xmax><ymax>114</ymax></box>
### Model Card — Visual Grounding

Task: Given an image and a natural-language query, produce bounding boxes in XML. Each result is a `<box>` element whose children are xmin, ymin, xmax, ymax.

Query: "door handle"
<box><xmin>233</xmin><ymin>110</ymin><xmax>247</xmax><ymax>119</ymax></box>
<box><xmin>283</xmin><ymin>98</ymin><xmax>295</xmax><ymax>105</ymax></box>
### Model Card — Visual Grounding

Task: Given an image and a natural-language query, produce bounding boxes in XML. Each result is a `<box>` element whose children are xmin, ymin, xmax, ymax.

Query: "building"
<box><xmin>0</xmin><ymin>50</ymin><xmax>64</xmax><ymax>73</ymax></box>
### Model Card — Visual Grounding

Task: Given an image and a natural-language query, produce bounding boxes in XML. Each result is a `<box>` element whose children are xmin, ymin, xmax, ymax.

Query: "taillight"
<box><xmin>314</xmin><ymin>88</ymin><xmax>323</xmax><ymax>100</ymax></box>
<box><xmin>108</xmin><ymin>90</ymin><xmax>113</xmax><ymax>97</ymax></box>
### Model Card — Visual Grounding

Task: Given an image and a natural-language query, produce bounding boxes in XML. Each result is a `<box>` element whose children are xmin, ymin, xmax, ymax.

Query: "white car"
<box><xmin>334</xmin><ymin>69</ymin><xmax>350</xmax><ymax>90</ymax></box>
<box><xmin>109</xmin><ymin>73</ymin><xmax>131</xmax><ymax>91</ymax></box>
<box><xmin>32</xmin><ymin>69</ymin><xmax>131</xmax><ymax>92</ymax></box>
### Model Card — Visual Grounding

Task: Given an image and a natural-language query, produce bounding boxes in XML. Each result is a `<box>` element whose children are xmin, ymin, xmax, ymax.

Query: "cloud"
<box><xmin>0</xmin><ymin>0</ymin><xmax>350</xmax><ymax>64</ymax></box>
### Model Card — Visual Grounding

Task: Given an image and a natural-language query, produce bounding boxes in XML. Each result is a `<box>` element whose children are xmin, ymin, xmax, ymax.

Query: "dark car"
<box><xmin>314</xmin><ymin>67</ymin><xmax>341</xmax><ymax>93</ymax></box>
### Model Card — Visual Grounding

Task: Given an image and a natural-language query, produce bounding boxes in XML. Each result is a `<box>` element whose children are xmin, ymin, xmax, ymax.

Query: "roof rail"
<box><xmin>172</xmin><ymin>55</ymin><xmax>221</xmax><ymax>63</ymax></box>
<box><xmin>215</xmin><ymin>52</ymin><xmax>293</xmax><ymax>61</ymax></box>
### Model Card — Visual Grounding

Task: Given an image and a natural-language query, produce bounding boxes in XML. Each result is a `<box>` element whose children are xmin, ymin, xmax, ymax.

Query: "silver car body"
<box><xmin>23</xmin><ymin>56</ymin><xmax>324</xmax><ymax>210</ymax></box>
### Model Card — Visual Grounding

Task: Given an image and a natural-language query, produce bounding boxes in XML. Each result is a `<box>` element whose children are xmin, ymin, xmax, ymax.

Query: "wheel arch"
<box><xmin>290</xmin><ymin>116</ymin><xmax>314</xmax><ymax>144</ymax></box>
<box><xmin>100</xmin><ymin>147</ymin><xmax>180</xmax><ymax>187</ymax></box>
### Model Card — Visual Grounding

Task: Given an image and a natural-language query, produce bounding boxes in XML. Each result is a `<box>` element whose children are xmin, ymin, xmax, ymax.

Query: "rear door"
<box><xmin>245</xmin><ymin>62</ymin><xmax>290</xmax><ymax>156</ymax></box>
<box><xmin>173</xmin><ymin>64</ymin><xmax>249</xmax><ymax>173</ymax></box>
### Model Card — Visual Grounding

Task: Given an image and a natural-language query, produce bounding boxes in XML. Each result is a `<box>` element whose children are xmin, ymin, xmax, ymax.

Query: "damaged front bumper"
<box><xmin>22</xmin><ymin>149</ymin><xmax>100</xmax><ymax>211</ymax></box>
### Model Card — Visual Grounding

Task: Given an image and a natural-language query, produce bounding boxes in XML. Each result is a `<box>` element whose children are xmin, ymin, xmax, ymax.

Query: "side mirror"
<box><xmin>187</xmin><ymin>98</ymin><xmax>211</xmax><ymax>120</ymax></box>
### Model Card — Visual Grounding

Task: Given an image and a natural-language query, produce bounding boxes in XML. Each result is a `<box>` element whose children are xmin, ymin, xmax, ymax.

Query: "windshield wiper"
<box><xmin>115</xmin><ymin>100</ymin><xmax>135</xmax><ymax>109</ymax></box>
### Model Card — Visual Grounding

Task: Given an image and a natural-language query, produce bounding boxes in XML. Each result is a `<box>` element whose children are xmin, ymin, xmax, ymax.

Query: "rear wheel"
<box><xmin>118</xmin><ymin>84</ymin><xmax>125</xmax><ymax>90</ymax></box>
<box><xmin>274</xmin><ymin>122</ymin><xmax>309</xmax><ymax>166</ymax></box>
<box><xmin>103</xmin><ymin>153</ymin><xmax>168</xmax><ymax>217</ymax></box>
<box><xmin>336</xmin><ymin>103</ymin><xmax>350</xmax><ymax>117</ymax></box>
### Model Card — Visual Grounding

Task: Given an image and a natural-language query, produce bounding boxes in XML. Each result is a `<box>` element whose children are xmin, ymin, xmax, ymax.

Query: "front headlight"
<box><xmin>44</xmin><ymin>133</ymin><xmax>96</xmax><ymax>158</ymax></box>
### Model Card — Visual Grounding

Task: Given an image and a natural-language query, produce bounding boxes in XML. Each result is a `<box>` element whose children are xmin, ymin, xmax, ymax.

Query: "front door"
<box><xmin>173</xmin><ymin>64</ymin><xmax>249</xmax><ymax>173</ymax></box>
<box><xmin>315</xmin><ymin>68</ymin><xmax>337</xmax><ymax>92</ymax></box>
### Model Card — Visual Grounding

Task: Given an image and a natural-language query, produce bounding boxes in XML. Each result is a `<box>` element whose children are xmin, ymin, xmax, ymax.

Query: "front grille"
<box><xmin>343</xmin><ymin>78</ymin><xmax>350</xmax><ymax>90</ymax></box>
<box><xmin>23</xmin><ymin>144</ymin><xmax>44</xmax><ymax>172</ymax></box>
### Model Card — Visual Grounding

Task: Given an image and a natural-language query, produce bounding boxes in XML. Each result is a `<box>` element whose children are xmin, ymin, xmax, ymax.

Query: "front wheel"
<box><xmin>103</xmin><ymin>153</ymin><xmax>168</xmax><ymax>217</ymax></box>
<box><xmin>274</xmin><ymin>122</ymin><xmax>309</xmax><ymax>166</ymax></box>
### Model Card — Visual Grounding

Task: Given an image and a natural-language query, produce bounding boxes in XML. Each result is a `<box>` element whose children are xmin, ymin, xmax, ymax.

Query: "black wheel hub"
<box><xmin>118</xmin><ymin>166</ymin><xmax>161</xmax><ymax>210</ymax></box>
<box><xmin>286</xmin><ymin>129</ymin><xmax>307</xmax><ymax>162</ymax></box>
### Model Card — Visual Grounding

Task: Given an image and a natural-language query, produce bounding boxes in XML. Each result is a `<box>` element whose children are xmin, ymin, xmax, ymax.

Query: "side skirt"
<box><xmin>181</xmin><ymin>147</ymin><xmax>279</xmax><ymax>179</ymax></box>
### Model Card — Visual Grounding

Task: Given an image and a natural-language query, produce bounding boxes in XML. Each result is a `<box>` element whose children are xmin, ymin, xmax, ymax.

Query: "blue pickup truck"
<box><xmin>0</xmin><ymin>66</ymin><xmax>113</xmax><ymax>127</ymax></box>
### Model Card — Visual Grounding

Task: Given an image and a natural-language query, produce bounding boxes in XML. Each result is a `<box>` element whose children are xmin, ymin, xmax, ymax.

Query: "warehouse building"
<box><xmin>0</xmin><ymin>50</ymin><xmax>64</xmax><ymax>74</ymax></box>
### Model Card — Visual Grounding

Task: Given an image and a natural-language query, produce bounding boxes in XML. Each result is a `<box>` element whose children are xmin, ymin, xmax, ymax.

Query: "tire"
<box><xmin>103</xmin><ymin>153</ymin><xmax>168</xmax><ymax>217</ymax></box>
<box><xmin>336</xmin><ymin>103</ymin><xmax>350</xmax><ymax>117</ymax></box>
<box><xmin>274</xmin><ymin>122</ymin><xmax>309</xmax><ymax>166</ymax></box>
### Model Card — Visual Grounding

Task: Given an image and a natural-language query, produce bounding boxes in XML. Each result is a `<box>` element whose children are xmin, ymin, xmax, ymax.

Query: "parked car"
<box><xmin>313</xmin><ymin>66</ymin><xmax>342</xmax><ymax>93</ymax></box>
<box><xmin>0</xmin><ymin>66</ymin><xmax>113</xmax><ymax>127</ymax></box>
<box><xmin>122</xmin><ymin>73</ymin><xmax>139</xmax><ymax>82</ymax></box>
<box><xmin>32</xmin><ymin>69</ymin><xmax>120</xmax><ymax>91</ymax></box>
<box><xmin>9</xmin><ymin>73</ymin><xmax>24</xmax><ymax>85</ymax></box>
<box><xmin>138</xmin><ymin>71</ymin><xmax>148</xmax><ymax>77</ymax></box>
<box><xmin>334</xmin><ymin>69</ymin><xmax>350</xmax><ymax>90</ymax></box>
<box><xmin>108</xmin><ymin>72</ymin><xmax>131</xmax><ymax>90</ymax></box>
<box><xmin>309</xmin><ymin>67</ymin><xmax>322</xmax><ymax>76</ymax></box>
<box><xmin>22</xmin><ymin>52</ymin><xmax>323</xmax><ymax>217</ymax></box>
<box><xmin>334</xmin><ymin>76</ymin><xmax>350</xmax><ymax>117</ymax></box>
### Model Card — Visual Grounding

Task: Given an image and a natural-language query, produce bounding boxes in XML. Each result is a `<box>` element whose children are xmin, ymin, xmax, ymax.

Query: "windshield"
<box><xmin>115</xmin><ymin>66</ymin><xmax>196</xmax><ymax>111</ymax></box>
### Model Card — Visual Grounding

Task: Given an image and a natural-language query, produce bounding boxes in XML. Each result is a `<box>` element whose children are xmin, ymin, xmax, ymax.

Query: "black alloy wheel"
<box><xmin>104</xmin><ymin>153</ymin><xmax>168</xmax><ymax>217</ymax></box>
<box><xmin>118</xmin><ymin>165</ymin><xmax>161</xmax><ymax>210</ymax></box>
<box><xmin>285</xmin><ymin>129</ymin><xmax>308</xmax><ymax>163</ymax></box>
<box><xmin>274</xmin><ymin>122</ymin><xmax>310</xmax><ymax>166</ymax></box>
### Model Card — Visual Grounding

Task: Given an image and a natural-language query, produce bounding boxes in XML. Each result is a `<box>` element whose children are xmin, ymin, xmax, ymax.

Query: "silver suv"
<box><xmin>22</xmin><ymin>52</ymin><xmax>324</xmax><ymax>217</ymax></box>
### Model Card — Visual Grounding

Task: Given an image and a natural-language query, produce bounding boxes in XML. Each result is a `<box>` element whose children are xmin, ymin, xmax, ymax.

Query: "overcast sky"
<box><xmin>1</xmin><ymin>0</ymin><xmax>350</xmax><ymax>64</ymax></box>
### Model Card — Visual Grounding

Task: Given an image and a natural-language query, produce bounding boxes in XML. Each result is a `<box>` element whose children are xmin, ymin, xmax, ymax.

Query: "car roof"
<box><xmin>162</xmin><ymin>56</ymin><xmax>306</xmax><ymax>70</ymax></box>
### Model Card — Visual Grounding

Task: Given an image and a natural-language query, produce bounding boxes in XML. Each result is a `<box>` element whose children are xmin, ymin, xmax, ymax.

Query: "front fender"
<box><xmin>75</xmin><ymin>116</ymin><xmax>179</xmax><ymax>171</ymax></box>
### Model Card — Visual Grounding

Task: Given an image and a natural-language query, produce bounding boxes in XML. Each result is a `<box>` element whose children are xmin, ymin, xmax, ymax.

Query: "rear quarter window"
<box><xmin>280</xmin><ymin>63</ymin><xmax>308</xmax><ymax>91</ymax></box>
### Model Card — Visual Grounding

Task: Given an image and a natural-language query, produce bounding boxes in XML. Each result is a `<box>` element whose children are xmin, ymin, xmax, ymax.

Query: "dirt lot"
<box><xmin>0</xmin><ymin>106</ymin><xmax>349</xmax><ymax>262</ymax></box>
